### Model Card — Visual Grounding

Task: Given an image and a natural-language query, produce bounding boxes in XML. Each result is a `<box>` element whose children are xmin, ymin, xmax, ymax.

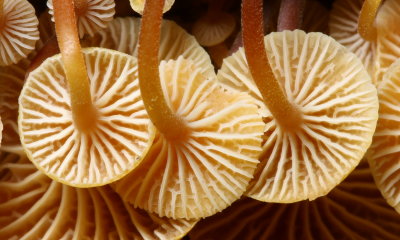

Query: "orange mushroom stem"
<box><xmin>138</xmin><ymin>0</ymin><xmax>188</xmax><ymax>140</ymax></box>
<box><xmin>242</xmin><ymin>0</ymin><xmax>302</xmax><ymax>131</ymax></box>
<box><xmin>26</xmin><ymin>36</ymin><xmax>59</xmax><ymax>77</ymax></box>
<box><xmin>358</xmin><ymin>0</ymin><xmax>382</xmax><ymax>41</ymax></box>
<box><xmin>53</xmin><ymin>0</ymin><xmax>96</xmax><ymax>131</ymax></box>
<box><xmin>277</xmin><ymin>0</ymin><xmax>306</xmax><ymax>31</ymax></box>
<box><xmin>0</xmin><ymin>0</ymin><xmax>3</xmax><ymax>19</ymax></box>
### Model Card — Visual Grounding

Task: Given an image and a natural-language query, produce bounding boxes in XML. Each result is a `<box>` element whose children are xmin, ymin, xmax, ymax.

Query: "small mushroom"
<box><xmin>129</xmin><ymin>0</ymin><xmax>175</xmax><ymax>15</ymax></box>
<box><xmin>0</xmin><ymin>0</ymin><xmax>39</xmax><ymax>66</ymax></box>
<box><xmin>47</xmin><ymin>0</ymin><xmax>116</xmax><ymax>37</ymax></box>
<box><xmin>217</xmin><ymin>0</ymin><xmax>379</xmax><ymax>202</ymax></box>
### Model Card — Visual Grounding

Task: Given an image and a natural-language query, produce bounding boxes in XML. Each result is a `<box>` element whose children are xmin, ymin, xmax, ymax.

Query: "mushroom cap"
<box><xmin>18</xmin><ymin>47</ymin><xmax>154</xmax><ymax>187</ymax></box>
<box><xmin>329</xmin><ymin>0</ymin><xmax>375</xmax><ymax>77</ymax></box>
<box><xmin>0</xmin><ymin>59</ymin><xmax>30</xmax><ymax>155</ymax></box>
<box><xmin>191</xmin><ymin>12</ymin><xmax>236</xmax><ymax>47</ymax></box>
<box><xmin>374</xmin><ymin>0</ymin><xmax>400</xmax><ymax>84</ymax></box>
<box><xmin>129</xmin><ymin>0</ymin><xmax>175</xmax><ymax>15</ymax></box>
<box><xmin>114</xmin><ymin>56</ymin><xmax>264</xmax><ymax>219</ymax></box>
<box><xmin>47</xmin><ymin>0</ymin><xmax>115</xmax><ymax>38</ymax></box>
<box><xmin>188</xmin><ymin>161</ymin><xmax>400</xmax><ymax>240</ymax></box>
<box><xmin>218</xmin><ymin>30</ymin><xmax>378</xmax><ymax>203</ymax></box>
<box><xmin>367</xmin><ymin>58</ymin><xmax>400</xmax><ymax>213</ymax></box>
<box><xmin>0</xmin><ymin>0</ymin><xmax>39</xmax><ymax>66</ymax></box>
<box><xmin>83</xmin><ymin>17</ymin><xmax>216</xmax><ymax>80</ymax></box>
<box><xmin>0</xmin><ymin>152</ymin><xmax>197</xmax><ymax>239</ymax></box>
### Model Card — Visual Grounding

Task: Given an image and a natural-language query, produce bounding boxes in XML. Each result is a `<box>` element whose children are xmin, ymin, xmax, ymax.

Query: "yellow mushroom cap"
<box><xmin>329</xmin><ymin>0</ymin><xmax>375</xmax><ymax>77</ymax></box>
<box><xmin>129</xmin><ymin>0</ymin><xmax>175</xmax><ymax>15</ymax></box>
<box><xmin>0</xmin><ymin>0</ymin><xmax>39</xmax><ymax>66</ymax></box>
<box><xmin>188</xmin><ymin>161</ymin><xmax>400</xmax><ymax>240</ymax></box>
<box><xmin>218</xmin><ymin>30</ymin><xmax>378</xmax><ymax>203</ymax></box>
<box><xmin>18</xmin><ymin>48</ymin><xmax>154</xmax><ymax>187</ymax></box>
<box><xmin>84</xmin><ymin>17</ymin><xmax>216</xmax><ymax>80</ymax></box>
<box><xmin>47</xmin><ymin>0</ymin><xmax>115</xmax><ymax>38</ymax></box>
<box><xmin>0</xmin><ymin>152</ymin><xmax>197</xmax><ymax>239</ymax></box>
<box><xmin>367</xmin><ymin>58</ymin><xmax>400</xmax><ymax>214</ymax></box>
<box><xmin>114</xmin><ymin>56</ymin><xmax>264</xmax><ymax>219</ymax></box>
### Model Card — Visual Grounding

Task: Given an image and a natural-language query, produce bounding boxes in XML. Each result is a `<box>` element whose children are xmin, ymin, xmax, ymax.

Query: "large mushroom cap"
<box><xmin>19</xmin><ymin>47</ymin><xmax>154</xmax><ymax>187</ymax></box>
<box><xmin>367</xmin><ymin>58</ymin><xmax>400</xmax><ymax>213</ymax></box>
<box><xmin>0</xmin><ymin>151</ymin><xmax>197</xmax><ymax>239</ymax></box>
<box><xmin>188</xmin><ymin>161</ymin><xmax>400</xmax><ymax>240</ymax></box>
<box><xmin>129</xmin><ymin>0</ymin><xmax>175</xmax><ymax>15</ymax></box>
<box><xmin>0</xmin><ymin>0</ymin><xmax>39</xmax><ymax>66</ymax></box>
<box><xmin>218</xmin><ymin>30</ymin><xmax>378</xmax><ymax>203</ymax></box>
<box><xmin>114</xmin><ymin>56</ymin><xmax>264</xmax><ymax>219</ymax></box>
<box><xmin>329</xmin><ymin>0</ymin><xmax>375</xmax><ymax>77</ymax></box>
<box><xmin>47</xmin><ymin>0</ymin><xmax>115</xmax><ymax>38</ymax></box>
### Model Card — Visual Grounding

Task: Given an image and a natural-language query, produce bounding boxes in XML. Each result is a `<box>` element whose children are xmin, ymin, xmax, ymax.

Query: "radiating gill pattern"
<box><xmin>114</xmin><ymin>57</ymin><xmax>264</xmax><ymax>219</ymax></box>
<box><xmin>0</xmin><ymin>59</ymin><xmax>29</xmax><ymax>154</ymax></box>
<box><xmin>367</xmin><ymin>59</ymin><xmax>400</xmax><ymax>214</ymax></box>
<box><xmin>218</xmin><ymin>30</ymin><xmax>378</xmax><ymax>203</ymax></box>
<box><xmin>375</xmin><ymin>0</ymin><xmax>400</xmax><ymax>84</ymax></box>
<box><xmin>188</xmin><ymin>161</ymin><xmax>400</xmax><ymax>240</ymax></box>
<box><xmin>83</xmin><ymin>17</ymin><xmax>216</xmax><ymax>80</ymax></box>
<box><xmin>329</xmin><ymin>0</ymin><xmax>375</xmax><ymax>77</ymax></box>
<box><xmin>0</xmin><ymin>0</ymin><xmax>39</xmax><ymax>66</ymax></box>
<box><xmin>0</xmin><ymin>152</ymin><xmax>196</xmax><ymax>239</ymax></box>
<box><xmin>129</xmin><ymin>0</ymin><xmax>175</xmax><ymax>15</ymax></box>
<box><xmin>18</xmin><ymin>48</ymin><xmax>153</xmax><ymax>187</ymax></box>
<box><xmin>48</xmin><ymin>0</ymin><xmax>115</xmax><ymax>38</ymax></box>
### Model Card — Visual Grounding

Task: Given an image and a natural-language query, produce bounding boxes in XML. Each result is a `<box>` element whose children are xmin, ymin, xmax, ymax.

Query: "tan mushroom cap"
<box><xmin>188</xmin><ymin>161</ymin><xmax>400</xmax><ymax>240</ymax></box>
<box><xmin>367</xmin><ymin>59</ymin><xmax>400</xmax><ymax>214</ymax></box>
<box><xmin>129</xmin><ymin>0</ymin><xmax>175</xmax><ymax>15</ymax></box>
<box><xmin>191</xmin><ymin>12</ymin><xmax>236</xmax><ymax>47</ymax></box>
<box><xmin>374</xmin><ymin>0</ymin><xmax>400</xmax><ymax>84</ymax></box>
<box><xmin>0</xmin><ymin>152</ymin><xmax>197</xmax><ymax>239</ymax></box>
<box><xmin>329</xmin><ymin>0</ymin><xmax>375</xmax><ymax>77</ymax></box>
<box><xmin>218</xmin><ymin>30</ymin><xmax>378</xmax><ymax>203</ymax></box>
<box><xmin>47</xmin><ymin>0</ymin><xmax>115</xmax><ymax>38</ymax></box>
<box><xmin>19</xmin><ymin>48</ymin><xmax>154</xmax><ymax>187</ymax></box>
<box><xmin>0</xmin><ymin>0</ymin><xmax>39</xmax><ymax>66</ymax></box>
<box><xmin>0</xmin><ymin>59</ymin><xmax>29</xmax><ymax>155</ymax></box>
<box><xmin>84</xmin><ymin>17</ymin><xmax>216</xmax><ymax>80</ymax></box>
<box><xmin>114</xmin><ymin>57</ymin><xmax>264</xmax><ymax>219</ymax></box>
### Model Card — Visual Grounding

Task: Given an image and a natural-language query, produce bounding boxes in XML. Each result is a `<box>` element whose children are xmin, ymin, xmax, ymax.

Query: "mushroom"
<box><xmin>113</xmin><ymin>0</ymin><xmax>264</xmax><ymax>219</ymax></box>
<box><xmin>191</xmin><ymin>0</ymin><xmax>236</xmax><ymax>47</ymax></box>
<box><xmin>216</xmin><ymin>0</ymin><xmax>379</xmax><ymax>202</ymax></box>
<box><xmin>18</xmin><ymin>0</ymin><xmax>154</xmax><ymax>186</ymax></box>
<box><xmin>0</xmin><ymin>151</ymin><xmax>197</xmax><ymax>239</ymax></box>
<box><xmin>302</xmin><ymin>0</ymin><xmax>329</xmax><ymax>34</ymax></box>
<box><xmin>206</xmin><ymin>42</ymin><xmax>229</xmax><ymax>69</ymax></box>
<box><xmin>188</xmin><ymin>161</ymin><xmax>400</xmax><ymax>240</ymax></box>
<box><xmin>276</xmin><ymin>0</ymin><xmax>305</xmax><ymax>31</ymax></box>
<box><xmin>129</xmin><ymin>0</ymin><xmax>175</xmax><ymax>15</ymax></box>
<box><xmin>367</xmin><ymin>58</ymin><xmax>400</xmax><ymax>214</ymax></box>
<box><xmin>0</xmin><ymin>0</ymin><xmax>39</xmax><ymax>66</ymax></box>
<box><xmin>47</xmin><ymin>0</ymin><xmax>116</xmax><ymax>38</ymax></box>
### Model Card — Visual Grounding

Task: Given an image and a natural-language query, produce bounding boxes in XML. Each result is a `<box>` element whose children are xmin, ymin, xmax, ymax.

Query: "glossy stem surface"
<box><xmin>138</xmin><ymin>0</ymin><xmax>187</xmax><ymax>140</ymax></box>
<box><xmin>242</xmin><ymin>0</ymin><xmax>301</xmax><ymax>130</ymax></box>
<box><xmin>358</xmin><ymin>0</ymin><xmax>382</xmax><ymax>41</ymax></box>
<box><xmin>277</xmin><ymin>0</ymin><xmax>306</xmax><ymax>31</ymax></box>
<box><xmin>54</xmin><ymin>0</ymin><xmax>96</xmax><ymax>131</ymax></box>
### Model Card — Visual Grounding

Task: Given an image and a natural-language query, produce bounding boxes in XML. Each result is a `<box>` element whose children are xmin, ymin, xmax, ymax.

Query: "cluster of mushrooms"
<box><xmin>1</xmin><ymin>0</ymin><xmax>400</xmax><ymax>239</ymax></box>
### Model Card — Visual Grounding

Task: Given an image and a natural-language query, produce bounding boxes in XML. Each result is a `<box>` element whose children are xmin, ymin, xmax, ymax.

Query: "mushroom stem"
<box><xmin>242</xmin><ymin>0</ymin><xmax>302</xmax><ymax>130</ymax></box>
<box><xmin>74</xmin><ymin>0</ymin><xmax>88</xmax><ymax>16</ymax></box>
<box><xmin>53</xmin><ymin>0</ymin><xmax>96</xmax><ymax>132</ymax></box>
<box><xmin>138</xmin><ymin>0</ymin><xmax>188</xmax><ymax>140</ymax></box>
<box><xmin>26</xmin><ymin>36</ymin><xmax>59</xmax><ymax>77</ymax></box>
<box><xmin>358</xmin><ymin>0</ymin><xmax>382</xmax><ymax>41</ymax></box>
<box><xmin>277</xmin><ymin>0</ymin><xmax>306</xmax><ymax>31</ymax></box>
<box><xmin>0</xmin><ymin>0</ymin><xmax>3</xmax><ymax>22</ymax></box>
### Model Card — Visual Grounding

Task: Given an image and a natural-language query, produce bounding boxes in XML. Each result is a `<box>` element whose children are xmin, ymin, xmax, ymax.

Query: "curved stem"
<box><xmin>277</xmin><ymin>0</ymin><xmax>306</xmax><ymax>31</ymax></box>
<box><xmin>358</xmin><ymin>0</ymin><xmax>382</xmax><ymax>41</ymax></box>
<box><xmin>242</xmin><ymin>0</ymin><xmax>302</xmax><ymax>131</ymax></box>
<box><xmin>26</xmin><ymin>36</ymin><xmax>59</xmax><ymax>77</ymax></box>
<box><xmin>53</xmin><ymin>0</ymin><xmax>96</xmax><ymax>131</ymax></box>
<box><xmin>138</xmin><ymin>0</ymin><xmax>188</xmax><ymax>140</ymax></box>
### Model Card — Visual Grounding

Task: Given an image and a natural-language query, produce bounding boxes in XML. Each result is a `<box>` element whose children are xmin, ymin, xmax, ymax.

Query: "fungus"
<box><xmin>216</xmin><ymin>0</ymin><xmax>378</xmax><ymax>202</ymax></box>
<box><xmin>188</xmin><ymin>161</ymin><xmax>400</xmax><ymax>240</ymax></box>
<box><xmin>302</xmin><ymin>0</ymin><xmax>328</xmax><ymax>34</ymax></box>
<box><xmin>129</xmin><ymin>0</ymin><xmax>175</xmax><ymax>15</ymax></box>
<box><xmin>47</xmin><ymin>0</ymin><xmax>116</xmax><ymax>38</ymax></box>
<box><xmin>277</xmin><ymin>0</ymin><xmax>305</xmax><ymax>31</ymax></box>
<box><xmin>0</xmin><ymin>152</ymin><xmax>197</xmax><ymax>239</ymax></box>
<box><xmin>18</xmin><ymin>0</ymin><xmax>154</xmax><ymax>186</ymax></box>
<box><xmin>0</xmin><ymin>0</ymin><xmax>39</xmax><ymax>66</ymax></box>
<box><xmin>113</xmin><ymin>0</ymin><xmax>264</xmax><ymax>219</ymax></box>
<box><xmin>206</xmin><ymin>42</ymin><xmax>229</xmax><ymax>69</ymax></box>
